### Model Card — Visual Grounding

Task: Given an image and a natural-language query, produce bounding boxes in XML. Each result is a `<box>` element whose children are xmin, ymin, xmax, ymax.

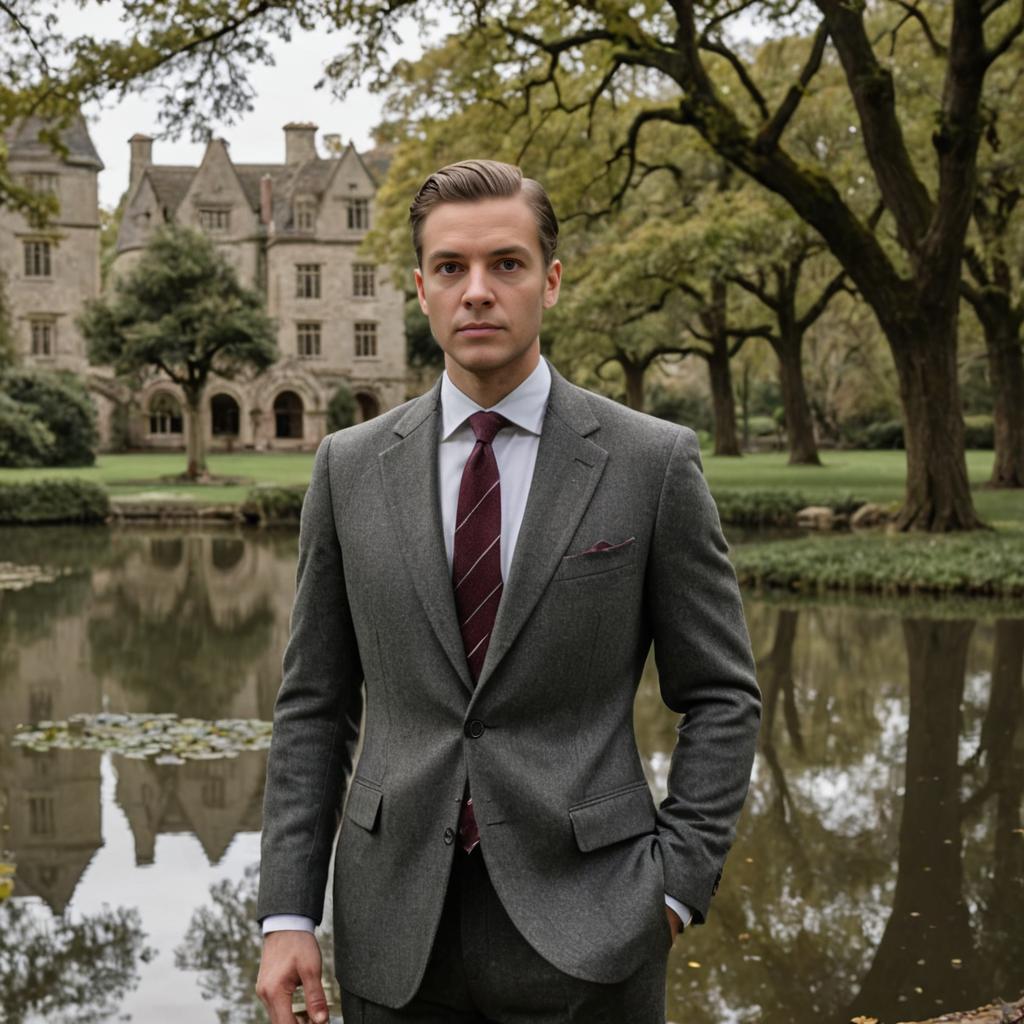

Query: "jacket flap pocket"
<box><xmin>345</xmin><ymin>779</ymin><xmax>382</xmax><ymax>832</ymax></box>
<box><xmin>569</xmin><ymin>782</ymin><xmax>655</xmax><ymax>852</ymax></box>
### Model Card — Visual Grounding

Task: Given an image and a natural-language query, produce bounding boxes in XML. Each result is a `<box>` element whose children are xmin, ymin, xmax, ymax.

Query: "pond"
<box><xmin>0</xmin><ymin>526</ymin><xmax>1021</xmax><ymax>1023</ymax></box>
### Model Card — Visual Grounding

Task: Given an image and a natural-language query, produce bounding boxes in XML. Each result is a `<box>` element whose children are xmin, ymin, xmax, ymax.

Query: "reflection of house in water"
<box><xmin>91</xmin><ymin>530</ymin><xmax>295</xmax><ymax>721</ymax></box>
<box><xmin>115</xmin><ymin>753</ymin><xmax>266</xmax><ymax>865</ymax></box>
<box><xmin>0</xmin><ymin>597</ymin><xmax>104</xmax><ymax>912</ymax></box>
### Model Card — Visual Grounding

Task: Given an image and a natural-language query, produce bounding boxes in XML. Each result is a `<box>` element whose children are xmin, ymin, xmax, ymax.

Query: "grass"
<box><xmin>0</xmin><ymin>448</ymin><xmax>1019</xmax><ymax>525</ymax></box>
<box><xmin>0</xmin><ymin>452</ymin><xmax>315</xmax><ymax>505</ymax></box>
<box><xmin>702</xmin><ymin>449</ymin><xmax>1023</xmax><ymax>527</ymax></box>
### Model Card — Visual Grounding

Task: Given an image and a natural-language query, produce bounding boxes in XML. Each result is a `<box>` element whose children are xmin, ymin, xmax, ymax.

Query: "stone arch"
<box><xmin>355</xmin><ymin>390</ymin><xmax>380</xmax><ymax>422</ymax></box>
<box><xmin>210</xmin><ymin>392</ymin><xmax>241</xmax><ymax>437</ymax></box>
<box><xmin>273</xmin><ymin>390</ymin><xmax>304</xmax><ymax>439</ymax></box>
<box><xmin>148</xmin><ymin>391</ymin><xmax>183</xmax><ymax>435</ymax></box>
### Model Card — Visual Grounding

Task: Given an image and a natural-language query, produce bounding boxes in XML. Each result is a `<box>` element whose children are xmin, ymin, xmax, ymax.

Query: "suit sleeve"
<box><xmin>646</xmin><ymin>427</ymin><xmax>761</xmax><ymax>924</ymax></box>
<box><xmin>256</xmin><ymin>433</ymin><xmax>364</xmax><ymax>925</ymax></box>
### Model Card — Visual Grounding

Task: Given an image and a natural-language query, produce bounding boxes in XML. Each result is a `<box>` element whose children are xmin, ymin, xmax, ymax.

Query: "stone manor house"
<box><xmin>0</xmin><ymin>116</ymin><xmax>407</xmax><ymax>450</ymax></box>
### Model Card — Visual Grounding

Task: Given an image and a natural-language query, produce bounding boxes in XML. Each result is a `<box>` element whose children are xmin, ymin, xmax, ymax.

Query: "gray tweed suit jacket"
<box><xmin>256</xmin><ymin>359</ymin><xmax>761</xmax><ymax>1008</ymax></box>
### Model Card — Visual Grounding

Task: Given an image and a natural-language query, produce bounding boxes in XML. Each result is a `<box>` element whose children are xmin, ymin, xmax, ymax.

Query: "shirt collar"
<box><xmin>440</xmin><ymin>357</ymin><xmax>551</xmax><ymax>441</ymax></box>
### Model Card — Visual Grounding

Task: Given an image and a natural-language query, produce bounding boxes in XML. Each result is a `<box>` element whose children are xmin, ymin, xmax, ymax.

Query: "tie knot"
<box><xmin>468</xmin><ymin>411</ymin><xmax>510</xmax><ymax>445</ymax></box>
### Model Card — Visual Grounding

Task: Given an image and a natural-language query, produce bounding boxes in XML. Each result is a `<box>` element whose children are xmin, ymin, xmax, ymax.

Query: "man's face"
<box><xmin>414</xmin><ymin>194</ymin><xmax>562</xmax><ymax>387</ymax></box>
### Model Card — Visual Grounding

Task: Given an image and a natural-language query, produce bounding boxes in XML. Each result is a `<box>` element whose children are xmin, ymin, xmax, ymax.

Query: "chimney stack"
<box><xmin>283</xmin><ymin>122</ymin><xmax>318</xmax><ymax>164</ymax></box>
<box><xmin>128</xmin><ymin>133</ymin><xmax>153</xmax><ymax>193</ymax></box>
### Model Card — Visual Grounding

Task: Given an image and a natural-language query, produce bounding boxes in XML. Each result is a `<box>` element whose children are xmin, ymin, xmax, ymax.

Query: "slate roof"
<box><xmin>5</xmin><ymin>113</ymin><xmax>104</xmax><ymax>169</ymax></box>
<box><xmin>145</xmin><ymin>166</ymin><xmax>196</xmax><ymax>216</ymax></box>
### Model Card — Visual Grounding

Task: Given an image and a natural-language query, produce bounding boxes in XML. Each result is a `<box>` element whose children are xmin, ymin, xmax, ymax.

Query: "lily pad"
<box><xmin>11</xmin><ymin>712</ymin><xmax>273</xmax><ymax>762</ymax></box>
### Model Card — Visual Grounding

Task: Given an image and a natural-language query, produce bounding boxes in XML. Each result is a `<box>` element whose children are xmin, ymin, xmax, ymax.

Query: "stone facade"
<box><xmin>113</xmin><ymin>124</ymin><xmax>407</xmax><ymax>451</ymax></box>
<box><xmin>0</xmin><ymin>114</ymin><xmax>107</xmax><ymax>437</ymax></box>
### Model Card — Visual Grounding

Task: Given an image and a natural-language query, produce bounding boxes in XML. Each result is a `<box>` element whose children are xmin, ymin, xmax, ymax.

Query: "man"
<box><xmin>256</xmin><ymin>160</ymin><xmax>760</xmax><ymax>1023</ymax></box>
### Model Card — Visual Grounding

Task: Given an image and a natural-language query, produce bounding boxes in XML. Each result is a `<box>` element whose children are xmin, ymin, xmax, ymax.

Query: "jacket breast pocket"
<box><xmin>554</xmin><ymin>538</ymin><xmax>637</xmax><ymax>583</ymax></box>
<box><xmin>568</xmin><ymin>781</ymin><xmax>656</xmax><ymax>852</ymax></box>
<box><xmin>345</xmin><ymin>777</ymin><xmax>382</xmax><ymax>833</ymax></box>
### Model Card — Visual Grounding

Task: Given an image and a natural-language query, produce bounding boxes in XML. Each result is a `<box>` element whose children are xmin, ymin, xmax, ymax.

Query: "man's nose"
<box><xmin>462</xmin><ymin>265</ymin><xmax>494</xmax><ymax>307</ymax></box>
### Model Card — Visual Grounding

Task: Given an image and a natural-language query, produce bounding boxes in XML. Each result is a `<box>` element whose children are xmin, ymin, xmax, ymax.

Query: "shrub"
<box><xmin>1</xmin><ymin>367</ymin><xmax>98</xmax><ymax>465</ymax></box>
<box><xmin>0</xmin><ymin>392</ymin><xmax>56</xmax><ymax>467</ymax></box>
<box><xmin>860</xmin><ymin>420</ymin><xmax>905</xmax><ymax>450</ymax></box>
<box><xmin>0</xmin><ymin>480</ymin><xmax>110</xmax><ymax>524</ymax></box>
<box><xmin>327</xmin><ymin>384</ymin><xmax>356</xmax><ymax>432</ymax></box>
<box><xmin>963</xmin><ymin>414</ymin><xmax>994</xmax><ymax>450</ymax></box>
<box><xmin>712</xmin><ymin>489</ymin><xmax>868</xmax><ymax>526</ymax></box>
<box><xmin>241</xmin><ymin>485</ymin><xmax>306</xmax><ymax>525</ymax></box>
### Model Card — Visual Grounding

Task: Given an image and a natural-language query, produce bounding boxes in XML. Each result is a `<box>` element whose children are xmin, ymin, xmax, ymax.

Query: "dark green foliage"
<box><xmin>860</xmin><ymin>420</ymin><xmax>905</xmax><ymax>450</ymax></box>
<box><xmin>733</xmin><ymin>533</ymin><xmax>1024</xmax><ymax>597</ymax></box>
<box><xmin>962</xmin><ymin>414</ymin><xmax>994</xmax><ymax>450</ymax></box>
<box><xmin>646</xmin><ymin>385</ymin><xmax>713</xmax><ymax>432</ymax></box>
<box><xmin>327</xmin><ymin>383</ymin><xmax>357</xmax><ymax>432</ymax></box>
<box><xmin>0</xmin><ymin>392</ymin><xmax>55</xmax><ymax>467</ymax></box>
<box><xmin>240</xmin><ymin>485</ymin><xmax>306</xmax><ymax>526</ymax></box>
<box><xmin>0</xmin><ymin>480</ymin><xmax>109</xmax><ymax>524</ymax></box>
<box><xmin>1</xmin><ymin>367</ymin><xmax>98</xmax><ymax>466</ymax></box>
<box><xmin>406</xmin><ymin>297</ymin><xmax>443</xmax><ymax>369</ymax></box>
<box><xmin>713</xmin><ymin>490</ymin><xmax>867</xmax><ymax>527</ymax></box>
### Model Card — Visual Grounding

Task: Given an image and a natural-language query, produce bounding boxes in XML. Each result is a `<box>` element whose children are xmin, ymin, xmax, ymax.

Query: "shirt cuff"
<box><xmin>262</xmin><ymin>914</ymin><xmax>316</xmax><ymax>935</ymax></box>
<box><xmin>664</xmin><ymin>895</ymin><xmax>693</xmax><ymax>928</ymax></box>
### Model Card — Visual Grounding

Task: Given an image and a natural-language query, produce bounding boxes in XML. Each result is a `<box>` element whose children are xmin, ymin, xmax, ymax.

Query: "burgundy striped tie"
<box><xmin>453</xmin><ymin>410</ymin><xmax>509</xmax><ymax>852</ymax></box>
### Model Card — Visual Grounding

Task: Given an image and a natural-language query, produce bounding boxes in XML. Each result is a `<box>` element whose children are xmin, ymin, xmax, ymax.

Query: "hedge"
<box><xmin>240</xmin><ymin>485</ymin><xmax>306</xmax><ymax>526</ymax></box>
<box><xmin>712</xmin><ymin>490</ymin><xmax>868</xmax><ymax>527</ymax></box>
<box><xmin>0</xmin><ymin>480</ymin><xmax>110</xmax><ymax>524</ymax></box>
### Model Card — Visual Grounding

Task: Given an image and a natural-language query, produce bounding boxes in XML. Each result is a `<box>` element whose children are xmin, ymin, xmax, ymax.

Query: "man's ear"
<box><xmin>414</xmin><ymin>268</ymin><xmax>429</xmax><ymax>316</ymax></box>
<box><xmin>543</xmin><ymin>259</ymin><xmax>563</xmax><ymax>309</ymax></box>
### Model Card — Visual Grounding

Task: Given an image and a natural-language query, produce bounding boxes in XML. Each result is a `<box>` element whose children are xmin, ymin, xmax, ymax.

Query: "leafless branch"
<box><xmin>888</xmin><ymin>1</ymin><xmax>948</xmax><ymax>58</ymax></box>
<box><xmin>0</xmin><ymin>1</ymin><xmax>51</xmax><ymax>71</ymax></box>
<box><xmin>984</xmin><ymin>4</ymin><xmax>1024</xmax><ymax>67</ymax></box>
<box><xmin>607</xmin><ymin>104</ymin><xmax>688</xmax><ymax>205</ymax></box>
<box><xmin>797</xmin><ymin>268</ymin><xmax>849</xmax><ymax>332</ymax></box>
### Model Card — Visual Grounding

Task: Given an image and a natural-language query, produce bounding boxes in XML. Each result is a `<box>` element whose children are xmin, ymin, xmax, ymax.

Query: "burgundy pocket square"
<box><xmin>577</xmin><ymin>536</ymin><xmax>636</xmax><ymax>556</ymax></box>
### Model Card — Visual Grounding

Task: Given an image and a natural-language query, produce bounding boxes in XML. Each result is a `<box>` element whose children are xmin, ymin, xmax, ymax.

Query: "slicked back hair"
<box><xmin>410</xmin><ymin>159</ymin><xmax>559</xmax><ymax>269</ymax></box>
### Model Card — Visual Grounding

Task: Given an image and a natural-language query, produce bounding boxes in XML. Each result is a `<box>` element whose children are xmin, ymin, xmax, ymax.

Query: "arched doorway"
<box><xmin>356</xmin><ymin>392</ymin><xmax>380</xmax><ymax>421</ymax></box>
<box><xmin>210</xmin><ymin>393</ymin><xmax>240</xmax><ymax>437</ymax></box>
<box><xmin>149</xmin><ymin>393</ymin><xmax>183</xmax><ymax>435</ymax></box>
<box><xmin>274</xmin><ymin>391</ymin><xmax>304</xmax><ymax>439</ymax></box>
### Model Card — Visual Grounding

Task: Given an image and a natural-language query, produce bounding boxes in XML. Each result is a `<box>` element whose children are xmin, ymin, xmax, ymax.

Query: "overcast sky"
<box><xmin>53</xmin><ymin>2</ymin><xmax>447</xmax><ymax>208</ymax></box>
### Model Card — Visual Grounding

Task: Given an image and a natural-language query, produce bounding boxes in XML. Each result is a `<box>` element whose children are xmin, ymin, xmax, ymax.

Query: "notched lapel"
<box><xmin>476</xmin><ymin>378</ymin><xmax>608</xmax><ymax>691</ymax></box>
<box><xmin>379</xmin><ymin>387</ymin><xmax>474</xmax><ymax>694</ymax></box>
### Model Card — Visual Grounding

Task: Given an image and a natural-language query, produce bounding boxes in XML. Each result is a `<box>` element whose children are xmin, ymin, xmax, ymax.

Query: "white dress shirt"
<box><xmin>262</xmin><ymin>358</ymin><xmax>692</xmax><ymax>935</ymax></box>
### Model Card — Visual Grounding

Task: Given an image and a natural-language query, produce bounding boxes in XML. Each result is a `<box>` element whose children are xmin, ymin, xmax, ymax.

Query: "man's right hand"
<box><xmin>255</xmin><ymin>930</ymin><xmax>330</xmax><ymax>1024</ymax></box>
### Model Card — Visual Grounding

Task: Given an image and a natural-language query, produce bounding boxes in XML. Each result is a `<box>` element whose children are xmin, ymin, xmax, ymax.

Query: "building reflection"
<box><xmin>0</xmin><ymin>528</ymin><xmax>296</xmax><ymax>913</ymax></box>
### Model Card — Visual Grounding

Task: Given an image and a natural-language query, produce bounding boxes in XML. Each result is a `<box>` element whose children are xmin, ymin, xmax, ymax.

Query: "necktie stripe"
<box><xmin>462</xmin><ymin>580</ymin><xmax>503</xmax><ymax>627</ymax></box>
<box><xmin>455</xmin><ymin>478</ymin><xmax>500</xmax><ymax>532</ymax></box>
<box><xmin>454</xmin><ymin>534</ymin><xmax>501</xmax><ymax>590</ymax></box>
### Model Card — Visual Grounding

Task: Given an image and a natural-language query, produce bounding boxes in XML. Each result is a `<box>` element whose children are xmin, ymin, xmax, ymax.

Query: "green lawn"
<box><xmin>702</xmin><ymin>449</ymin><xmax>1023</xmax><ymax>528</ymax></box>
<box><xmin>0</xmin><ymin>449</ymin><xmax>1019</xmax><ymax>525</ymax></box>
<box><xmin>0</xmin><ymin>452</ymin><xmax>315</xmax><ymax>505</ymax></box>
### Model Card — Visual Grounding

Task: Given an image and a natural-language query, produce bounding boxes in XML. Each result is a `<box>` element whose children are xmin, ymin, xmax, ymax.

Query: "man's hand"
<box><xmin>255</xmin><ymin>930</ymin><xmax>330</xmax><ymax>1024</ymax></box>
<box><xmin>665</xmin><ymin>906</ymin><xmax>683</xmax><ymax>945</ymax></box>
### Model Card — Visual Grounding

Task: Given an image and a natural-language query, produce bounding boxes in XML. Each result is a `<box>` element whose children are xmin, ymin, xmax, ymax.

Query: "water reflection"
<box><xmin>0</xmin><ymin>527</ymin><xmax>1021</xmax><ymax>1022</ymax></box>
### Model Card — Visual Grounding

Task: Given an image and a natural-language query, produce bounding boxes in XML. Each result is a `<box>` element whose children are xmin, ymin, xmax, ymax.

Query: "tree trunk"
<box><xmin>985</xmin><ymin>323</ymin><xmax>1024</xmax><ymax>488</ymax></box>
<box><xmin>706</xmin><ymin>344</ymin><xmax>740</xmax><ymax>456</ymax></box>
<box><xmin>621</xmin><ymin>359</ymin><xmax>646</xmax><ymax>412</ymax></box>
<box><xmin>890</xmin><ymin>325</ymin><xmax>982</xmax><ymax>531</ymax></box>
<box><xmin>183</xmin><ymin>387</ymin><xmax>208</xmax><ymax>481</ymax></box>
<box><xmin>772</xmin><ymin>330</ymin><xmax>821</xmax><ymax>466</ymax></box>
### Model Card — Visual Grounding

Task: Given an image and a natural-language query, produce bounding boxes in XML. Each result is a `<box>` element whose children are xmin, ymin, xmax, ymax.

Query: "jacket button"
<box><xmin>465</xmin><ymin>719</ymin><xmax>485</xmax><ymax>739</ymax></box>
<box><xmin>443</xmin><ymin>827</ymin><xmax>455</xmax><ymax>845</ymax></box>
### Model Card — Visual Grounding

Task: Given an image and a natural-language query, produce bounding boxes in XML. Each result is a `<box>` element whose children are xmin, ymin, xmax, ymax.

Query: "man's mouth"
<box><xmin>457</xmin><ymin>322</ymin><xmax>502</xmax><ymax>336</ymax></box>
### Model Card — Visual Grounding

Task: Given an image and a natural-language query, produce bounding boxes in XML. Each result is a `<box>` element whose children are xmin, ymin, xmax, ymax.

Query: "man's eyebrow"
<box><xmin>426</xmin><ymin>246</ymin><xmax>533</xmax><ymax>262</ymax></box>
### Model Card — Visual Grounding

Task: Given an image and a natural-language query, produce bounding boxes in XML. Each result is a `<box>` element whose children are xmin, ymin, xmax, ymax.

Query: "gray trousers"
<box><xmin>340</xmin><ymin>849</ymin><xmax>670</xmax><ymax>1024</ymax></box>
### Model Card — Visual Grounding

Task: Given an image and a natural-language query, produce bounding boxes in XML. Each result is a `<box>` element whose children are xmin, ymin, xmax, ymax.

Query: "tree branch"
<box><xmin>796</xmin><ymin>268</ymin><xmax>849</xmax><ymax>333</ymax></box>
<box><xmin>699</xmin><ymin>37</ymin><xmax>769</xmax><ymax>121</ymax></box>
<box><xmin>888</xmin><ymin>1</ymin><xmax>948</xmax><ymax>58</ymax></box>
<box><xmin>756</xmin><ymin>21</ymin><xmax>830</xmax><ymax>154</ymax></box>
<box><xmin>984</xmin><ymin>3</ymin><xmax>1024</xmax><ymax>67</ymax></box>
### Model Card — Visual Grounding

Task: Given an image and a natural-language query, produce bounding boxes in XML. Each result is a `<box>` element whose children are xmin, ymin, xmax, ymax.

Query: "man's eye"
<box><xmin>437</xmin><ymin>262</ymin><xmax>461</xmax><ymax>275</ymax></box>
<box><xmin>497</xmin><ymin>258</ymin><xmax>521</xmax><ymax>271</ymax></box>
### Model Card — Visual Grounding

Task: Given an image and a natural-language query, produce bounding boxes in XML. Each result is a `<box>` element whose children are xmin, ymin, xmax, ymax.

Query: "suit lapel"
<box><xmin>475</xmin><ymin>364</ymin><xmax>607</xmax><ymax>691</ymax></box>
<box><xmin>379</xmin><ymin>379</ymin><xmax>475</xmax><ymax>694</ymax></box>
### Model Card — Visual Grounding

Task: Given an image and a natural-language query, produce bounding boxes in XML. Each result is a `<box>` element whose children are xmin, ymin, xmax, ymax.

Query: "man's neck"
<box><xmin>445</xmin><ymin>350</ymin><xmax>541</xmax><ymax>408</ymax></box>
